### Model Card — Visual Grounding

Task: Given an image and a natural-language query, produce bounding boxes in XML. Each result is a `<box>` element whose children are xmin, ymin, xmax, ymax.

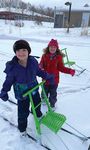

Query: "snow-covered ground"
<box><xmin>0</xmin><ymin>19</ymin><xmax>90</xmax><ymax>150</ymax></box>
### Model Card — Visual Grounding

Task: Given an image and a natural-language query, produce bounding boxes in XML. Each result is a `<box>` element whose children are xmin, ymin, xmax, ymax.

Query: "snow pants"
<box><xmin>43</xmin><ymin>84</ymin><xmax>58</xmax><ymax>107</ymax></box>
<box><xmin>17</xmin><ymin>91</ymin><xmax>42</xmax><ymax>132</ymax></box>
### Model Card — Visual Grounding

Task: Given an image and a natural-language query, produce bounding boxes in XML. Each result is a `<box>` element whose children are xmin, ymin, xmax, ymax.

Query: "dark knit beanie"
<box><xmin>13</xmin><ymin>40</ymin><xmax>31</xmax><ymax>54</ymax></box>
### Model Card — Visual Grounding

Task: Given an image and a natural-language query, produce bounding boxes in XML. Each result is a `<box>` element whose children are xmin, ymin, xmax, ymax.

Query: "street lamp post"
<box><xmin>65</xmin><ymin>2</ymin><xmax>72</xmax><ymax>33</ymax></box>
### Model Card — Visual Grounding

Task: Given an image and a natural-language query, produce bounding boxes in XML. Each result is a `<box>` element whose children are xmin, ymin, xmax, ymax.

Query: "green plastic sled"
<box><xmin>23</xmin><ymin>81</ymin><xmax>66</xmax><ymax>135</ymax></box>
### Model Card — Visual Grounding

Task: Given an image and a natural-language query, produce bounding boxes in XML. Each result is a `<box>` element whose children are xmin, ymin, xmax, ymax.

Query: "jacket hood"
<box><xmin>4</xmin><ymin>56</ymin><xmax>18</xmax><ymax>74</ymax></box>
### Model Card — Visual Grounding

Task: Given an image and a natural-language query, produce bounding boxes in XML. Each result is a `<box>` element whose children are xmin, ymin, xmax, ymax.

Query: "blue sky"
<box><xmin>22</xmin><ymin>0</ymin><xmax>90</xmax><ymax>8</ymax></box>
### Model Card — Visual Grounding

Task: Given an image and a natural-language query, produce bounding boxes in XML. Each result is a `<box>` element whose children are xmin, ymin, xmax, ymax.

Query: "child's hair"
<box><xmin>43</xmin><ymin>47</ymin><xmax>65</xmax><ymax>57</ymax></box>
<box><xmin>43</xmin><ymin>39</ymin><xmax>65</xmax><ymax>57</ymax></box>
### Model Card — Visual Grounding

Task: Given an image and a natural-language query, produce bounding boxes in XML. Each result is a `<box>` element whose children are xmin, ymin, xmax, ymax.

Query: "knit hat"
<box><xmin>48</xmin><ymin>39</ymin><xmax>59</xmax><ymax>49</ymax></box>
<box><xmin>13</xmin><ymin>40</ymin><xmax>31</xmax><ymax>54</ymax></box>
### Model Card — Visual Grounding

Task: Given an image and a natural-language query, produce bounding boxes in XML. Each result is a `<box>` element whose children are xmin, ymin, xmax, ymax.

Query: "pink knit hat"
<box><xmin>48</xmin><ymin>39</ymin><xmax>59</xmax><ymax>48</ymax></box>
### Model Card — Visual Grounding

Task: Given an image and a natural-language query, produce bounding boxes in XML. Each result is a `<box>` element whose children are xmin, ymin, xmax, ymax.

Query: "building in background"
<box><xmin>54</xmin><ymin>6</ymin><xmax>90</xmax><ymax>28</ymax></box>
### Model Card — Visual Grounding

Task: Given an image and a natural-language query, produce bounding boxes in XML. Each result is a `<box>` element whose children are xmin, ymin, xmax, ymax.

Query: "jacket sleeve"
<box><xmin>36</xmin><ymin>59</ymin><xmax>54</xmax><ymax>83</ymax></box>
<box><xmin>37</xmin><ymin>67</ymin><xmax>53</xmax><ymax>80</ymax></box>
<box><xmin>57</xmin><ymin>55</ymin><xmax>72</xmax><ymax>74</ymax></box>
<box><xmin>39</xmin><ymin>55</ymin><xmax>45</xmax><ymax>70</ymax></box>
<box><xmin>1</xmin><ymin>72</ymin><xmax>15</xmax><ymax>92</ymax></box>
<box><xmin>0</xmin><ymin>71</ymin><xmax>15</xmax><ymax>101</ymax></box>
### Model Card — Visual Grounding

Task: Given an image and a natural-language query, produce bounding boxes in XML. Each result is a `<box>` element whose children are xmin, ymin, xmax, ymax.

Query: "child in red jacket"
<box><xmin>40</xmin><ymin>39</ymin><xmax>75</xmax><ymax>110</ymax></box>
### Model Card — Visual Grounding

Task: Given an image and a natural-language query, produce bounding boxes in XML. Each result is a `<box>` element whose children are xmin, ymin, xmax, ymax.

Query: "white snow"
<box><xmin>0</xmin><ymin>19</ymin><xmax>90</xmax><ymax>150</ymax></box>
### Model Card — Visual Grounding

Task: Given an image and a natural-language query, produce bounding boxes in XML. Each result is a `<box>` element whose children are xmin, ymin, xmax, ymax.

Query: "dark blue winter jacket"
<box><xmin>1</xmin><ymin>56</ymin><xmax>54</xmax><ymax>100</ymax></box>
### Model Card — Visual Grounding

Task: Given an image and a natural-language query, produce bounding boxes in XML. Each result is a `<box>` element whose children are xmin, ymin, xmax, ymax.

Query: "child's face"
<box><xmin>49</xmin><ymin>46</ymin><xmax>57</xmax><ymax>54</ymax></box>
<box><xmin>16</xmin><ymin>49</ymin><xmax>28</xmax><ymax>61</ymax></box>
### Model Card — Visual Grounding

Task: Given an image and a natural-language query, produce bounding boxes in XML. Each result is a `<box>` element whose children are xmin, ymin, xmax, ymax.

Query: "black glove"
<box><xmin>0</xmin><ymin>90</ymin><xmax>8</xmax><ymax>101</ymax></box>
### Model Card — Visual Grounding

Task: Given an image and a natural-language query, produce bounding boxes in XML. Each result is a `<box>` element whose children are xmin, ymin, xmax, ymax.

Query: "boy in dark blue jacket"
<box><xmin>0</xmin><ymin>40</ymin><xmax>54</xmax><ymax>135</ymax></box>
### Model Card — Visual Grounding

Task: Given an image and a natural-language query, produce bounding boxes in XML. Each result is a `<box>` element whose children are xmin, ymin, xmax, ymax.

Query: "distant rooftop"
<box><xmin>55</xmin><ymin>5</ymin><xmax>90</xmax><ymax>12</ymax></box>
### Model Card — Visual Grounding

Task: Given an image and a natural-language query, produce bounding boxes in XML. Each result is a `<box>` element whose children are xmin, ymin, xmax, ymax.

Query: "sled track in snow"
<box><xmin>58</xmin><ymin>85</ymin><xmax>90</xmax><ymax>95</ymax></box>
<box><xmin>0</xmin><ymin>100</ymin><xmax>89</xmax><ymax>150</ymax></box>
<box><xmin>0</xmin><ymin>35</ymin><xmax>90</xmax><ymax>47</ymax></box>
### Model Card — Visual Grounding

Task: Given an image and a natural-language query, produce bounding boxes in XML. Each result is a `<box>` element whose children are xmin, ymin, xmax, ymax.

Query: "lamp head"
<box><xmin>65</xmin><ymin>2</ymin><xmax>72</xmax><ymax>6</ymax></box>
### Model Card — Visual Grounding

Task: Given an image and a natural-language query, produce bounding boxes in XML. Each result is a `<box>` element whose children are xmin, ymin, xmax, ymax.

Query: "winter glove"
<box><xmin>0</xmin><ymin>90</ymin><xmax>8</xmax><ymax>101</ymax></box>
<box><xmin>70</xmin><ymin>69</ymin><xmax>75</xmax><ymax>76</ymax></box>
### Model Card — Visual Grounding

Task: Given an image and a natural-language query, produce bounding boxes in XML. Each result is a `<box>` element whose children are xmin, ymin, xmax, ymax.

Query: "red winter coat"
<box><xmin>40</xmin><ymin>53</ymin><xmax>72</xmax><ymax>85</ymax></box>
